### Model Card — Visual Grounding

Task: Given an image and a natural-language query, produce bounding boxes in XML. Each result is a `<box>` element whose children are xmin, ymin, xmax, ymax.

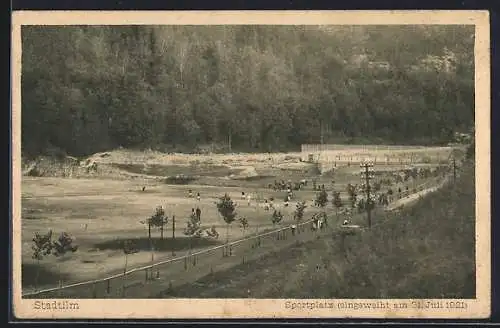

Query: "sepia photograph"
<box><xmin>11</xmin><ymin>11</ymin><xmax>490</xmax><ymax>319</ymax></box>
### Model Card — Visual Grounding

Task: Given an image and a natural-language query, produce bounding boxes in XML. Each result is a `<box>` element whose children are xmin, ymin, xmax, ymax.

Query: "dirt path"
<box><xmin>385</xmin><ymin>177</ymin><xmax>448</xmax><ymax>212</ymax></box>
<box><xmin>168</xmin><ymin>241</ymin><xmax>311</xmax><ymax>298</ymax></box>
<box><xmin>166</xmin><ymin>236</ymin><xmax>323</xmax><ymax>298</ymax></box>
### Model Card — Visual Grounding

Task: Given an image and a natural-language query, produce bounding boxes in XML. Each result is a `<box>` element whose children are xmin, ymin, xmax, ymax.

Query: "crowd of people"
<box><xmin>178</xmin><ymin>163</ymin><xmax>448</xmax><ymax>240</ymax></box>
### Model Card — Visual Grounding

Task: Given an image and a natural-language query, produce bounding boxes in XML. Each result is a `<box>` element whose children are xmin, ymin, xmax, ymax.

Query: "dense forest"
<box><xmin>21</xmin><ymin>25</ymin><xmax>474</xmax><ymax>157</ymax></box>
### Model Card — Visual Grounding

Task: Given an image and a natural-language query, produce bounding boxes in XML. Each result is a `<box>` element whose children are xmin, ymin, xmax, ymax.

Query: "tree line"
<box><xmin>21</xmin><ymin>25</ymin><xmax>474</xmax><ymax>158</ymax></box>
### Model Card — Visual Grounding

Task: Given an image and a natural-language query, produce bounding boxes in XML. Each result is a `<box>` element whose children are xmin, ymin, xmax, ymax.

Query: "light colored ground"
<box><xmin>22</xmin><ymin>177</ymin><xmax>328</xmax><ymax>288</ymax></box>
<box><xmin>21</xmin><ymin>146</ymin><xmax>454</xmax><ymax>293</ymax></box>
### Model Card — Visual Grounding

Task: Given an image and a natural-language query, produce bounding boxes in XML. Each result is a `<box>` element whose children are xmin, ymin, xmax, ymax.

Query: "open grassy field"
<box><xmin>21</xmin><ymin>178</ymin><xmax>317</xmax><ymax>284</ymax></box>
<box><xmin>20</xmin><ymin>146</ymin><xmax>455</xmax><ymax>295</ymax></box>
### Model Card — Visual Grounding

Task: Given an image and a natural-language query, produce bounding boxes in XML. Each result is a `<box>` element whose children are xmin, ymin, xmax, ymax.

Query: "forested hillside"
<box><xmin>21</xmin><ymin>25</ymin><xmax>474</xmax><ymax>157</ymax></box>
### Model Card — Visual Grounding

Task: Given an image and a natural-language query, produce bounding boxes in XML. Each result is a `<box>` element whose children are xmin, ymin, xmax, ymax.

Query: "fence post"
<box><xmin>184</xmin><ymin>257</ymin><xmax>188</xmax><ymax>270</ymax></box>
<box><xmin>168</xmin><ymin>281</ymin><xmax>173</xmax><ymax>295</ymax></box>
<box><xmin>106</xmin><ymin>279</ymin><xmax>111</xmax><ymax>294</ymax></box>
<box><xmin>57</xmin><ymin>283</ymin><xmax>63</xmax><ymax>298</ymax></box>
<box><xmin>92</xmin><ymin>282</ymin><xmax>97</xmax><ymax>298</ymax></box>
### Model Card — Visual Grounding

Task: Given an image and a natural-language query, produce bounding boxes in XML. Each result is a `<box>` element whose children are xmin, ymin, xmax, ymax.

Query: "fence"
<box><xmin>22</xmin><ymin>218</ymin><xmax>322</xmax><ymax>299</ymax></box>
<box><xmin>317</xmin><ymin>153</ymin><xmax>451</xmax><ymax>166</ymax></box>
<box><xmin>22</xmin><ymin>161</ymin><xmax>457</xmax><ymax>299</ymax></box>
<box><xmin>301</xmin><ymin>144</ymin><xmax>454</xmax><ymax>165</ymax></box>
<box><xmin>300</xmin><ymin>144</ymin><xmax>431</xmax><ymax>153</ymax></box>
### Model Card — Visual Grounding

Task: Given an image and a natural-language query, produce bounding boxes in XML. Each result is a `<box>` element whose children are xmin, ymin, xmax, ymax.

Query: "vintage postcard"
<box><xmin>11</xmin><ymin>10</ymin><xmax>490</xmax><ymax>319</ymax></box>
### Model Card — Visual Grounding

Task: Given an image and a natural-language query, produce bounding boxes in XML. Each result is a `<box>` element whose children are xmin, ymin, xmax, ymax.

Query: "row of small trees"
<box><xmin>216</xmin><ymin>190</ymin><xmax>336</xmax><ymax>234</ymax></box>
<box><xmin>216</xmin><ymin>194</ymin><xmax>314</xmax><ymax>239</ymax></box>
<box><xmin>315</xmin><ymin>188</ymin><xmax>343</xmax><ymax>209</ymax></box>
<box><xmin>315</xmin><ymin>186</ymin><xmax>380</xmax><ymax>212</ymax></box>
<box><xmin>141</xmin><ymin>189</ymin><xmax>335</xmax><ymax>247</ymax></box>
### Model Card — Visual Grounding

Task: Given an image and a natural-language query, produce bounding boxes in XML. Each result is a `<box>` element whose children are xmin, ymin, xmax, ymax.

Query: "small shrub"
<box><xmin>216</xmin><ymin>193</ymin><xmax>237</xmax><ymax>243</ymax></box>
<box><xmin>315</xmin><ymin>189</ymin><xmax>328</xmax><ymax>208</ymax></box>
<box><xmin>294</xmin><ymin>201</ymin><xmax>307</xmax><ymax>222</ymax></box>
<box><xmin>271</xmin><ymin>210</ymin><xmax>283</xmax><ymax>227</ymax></box>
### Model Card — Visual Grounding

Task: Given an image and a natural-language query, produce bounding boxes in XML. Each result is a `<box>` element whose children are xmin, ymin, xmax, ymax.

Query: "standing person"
<box><xmin>196</xmin><ymin>207</ymin><xmax>201</xmax><ymax>222</ymax></box>
<box><xmin>197</xmin><ymin>192</ymin><xmax>201</xmax><ymax>202</ymax></box>
<box><xmin>246</xmin><ymin>193</ymin><xmax>251</xmax><ymax>206</ymax></box>
<box><xmin>191</xmin><ymin>208</ymin><xmax>195</xmax><ymax>217</ymax></box>
<box><xmin>188</xmin><ymin>189</ymin><xmax>193</xmax><ymax>198</ymax></box>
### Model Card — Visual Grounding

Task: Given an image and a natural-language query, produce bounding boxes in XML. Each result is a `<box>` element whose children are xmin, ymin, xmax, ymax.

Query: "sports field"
<box><xmin>20</xmin><ymin>145</ymin><xmax>456</xmax><ymax>295</ymax></box>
